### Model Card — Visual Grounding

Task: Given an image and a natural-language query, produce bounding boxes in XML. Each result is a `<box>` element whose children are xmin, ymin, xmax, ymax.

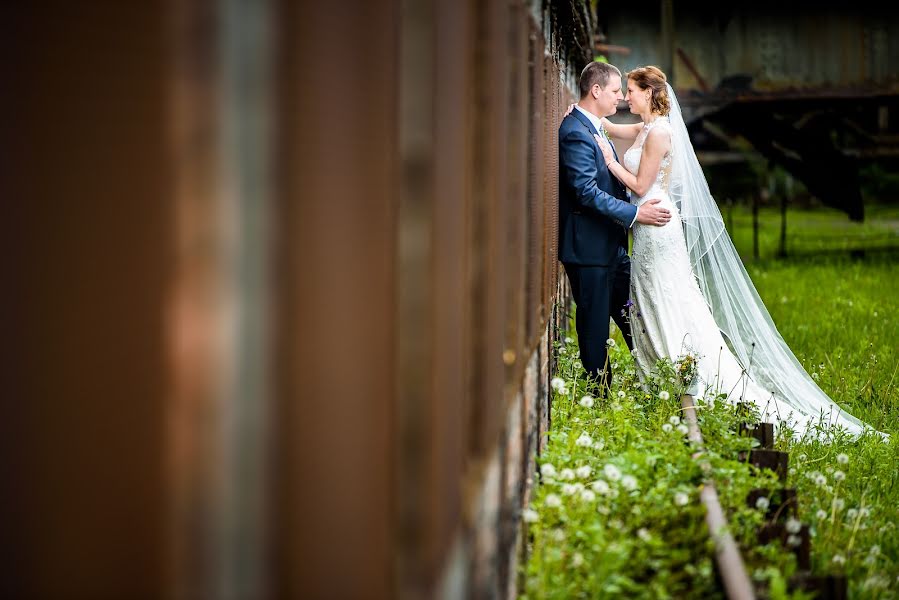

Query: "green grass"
<box><xmin>520</xmin><ymin>207</ymin><xmax>899</xmax><ymax>599</ymax></box>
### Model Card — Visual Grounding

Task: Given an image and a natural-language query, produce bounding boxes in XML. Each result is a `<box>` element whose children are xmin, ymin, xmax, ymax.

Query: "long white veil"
<box><xmin>665</xmin><ymin>83</ymin><xmax>882</xmax><ymax>439</ymax></box>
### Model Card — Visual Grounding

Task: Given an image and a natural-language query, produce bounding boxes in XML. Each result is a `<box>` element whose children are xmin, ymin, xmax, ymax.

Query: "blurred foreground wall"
<box><xmin>0</xmin><ymin>1</ymin><xmax>592</xmax><ymax>598</ymax></box>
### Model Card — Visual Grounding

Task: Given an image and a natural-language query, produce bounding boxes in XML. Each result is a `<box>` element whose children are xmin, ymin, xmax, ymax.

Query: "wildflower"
<box><xmin>522</xmin><ymin>508</ymin><xmax>539</xmax><ymax>523</ymax></box>
<box><xmin>755</xmin><ymin>496</ymin><xmax>770</xmax><ymax>511</ymax></box>
<box><xmin>550</xmin><ymin>377</ymin><xmax>565</xmax><ymax>391</ymax></box>
<box><xmin>833</xmin><ymin>498</ymin><xmax>845</xmax><ymax>511</ymax></box>
<box><xmin>560</xmin><ymin>468</ymin><xmax>575</xmax><ymax>481</ymax></box>
<box><xmin>571</xmin><ymin>552</ymin><xmax>584</xmax><ymax>568</ymax></box>
<box><xmin>833</xmin><ymin>470</ymin><xmax>845</xmax><ymax>482</ymax></box>
<box><xmin>621</xmin><ymin>475</ymin><xmax>638</xmax><ymax>491</ymax></box>
<box><xmin>637</xmin><ymin>528</ymin><xmax>651</xmax><ymax>542</ymax></box>
<box><xmin>593</xmin><ymin>439</ymin><xmax>605</xmax><ymax>450</ymax></box>
<box><xmin>603</xmin><ymin>464</ymin><xmax>622</xmax><ymax>482</ymax></box>
<box><xmin>562</xmin><ymin>483</ymin><xmax>578</xmax><ymax>496</ymax></box>
<box><xmin>606</xmin><ymin>338</ymin><xmax>616</xmax><ymax>348</ymax></box>
<box><xmin>832</xmin><ymin>554</ymin><xmax>846</xmax><ymax>566</ymax></box>
<box><xmin>580</xmin><ymin>489</ymin><xmax>596</xmax><ymax>502</ymax></box>
<box><xmin>786</xmin><ymin>518</ymin><xmax>802</xmax><ymax>534</ymax></box>
<box><xmin>559</xmin><ymin>346</ymin><xmax>567</xmax><ymax>355</ymax></box>
<box><xmin>591</xmin><ymin>480</ymin><xmax>610</xmax><ymax>495</ymax></box>
<box><xmin>558</xmin><ymin>385</ymin><xmax>569</xmax><ymax>395</ymax></box>
<box><xmin>816</xmin><ymin>509</ymin><xmax>828</xmax><ymax>520</ymax></box>
<box><xmin>798</xmin><ymin>453</ymin><xmax>808</xmax><ymax>461</ymax></box>
<box><xmin>870</xmin><ymin>545</ymin><xmax>881</xmax><ymax>556</ymax></box>
<box><xmin>677</xmin><ymin>424</ymin><xmax>689</xmax><ymax>435</ymax></box>
<box><xmin>576</xmin><ymin>433</ymin><xmax>593</xmax><ymax>447</ymax></box>
<box><xmin>669</xmin><ymin>415</ymin><xmax>681</xmax><ymax>425</ymax></box>
<box><xmin>545</xmin><ymin>494</ymin><xmax>561</xmax><ymax>508</ymax></box>
<box><xmin>579</xmin><ymin>395</ymin><xmax>595</xmax><ymax>408</ymax></box>
<box><xmin>540</xmin><ymin>463</ymin><xmax>557</xmax><ymax>478</ymax></box>
<box><xmin>814</xmin><ymin>474</ymin><xmax>827</xmax><ymax>487</ymax></box>
<box><xmin>551</xmin><ymin>529</ymin><xmax>565</xmax><ymax>542</ymax></box>
<box><xmin>575</xmin><ymin>466</ymin><xmax>591</xmax><ymax>479</ymax></box>
<box><xmin>574</xmin><ymin>360</ymin><xmax>582</xmax><ymax>369</ymax></box>
<box><xmin>860</xmin><ymin>507</ymin><xmax>871</xmax><ymax>518</ymax></box>
<box><xmin>617</xmin><ymin>390</ymin><xmax>626</xmax><ymax>399</ymax></box>
<box><xmin>564</xmin><ymin>336</ymin><xmax>573</xmax><ymax>344</ymax></box>
<box><xmin>847</xmin><ymin>508</ymin><xmax>858</xmax><ymax>520</ymax></box>
<box><xmin>662</xmin><ymin>423</ymin><xmax>673</xmax><ymax>433</ymax></box>
<box><xmin>674</xmin><ymin>492</ymin><xmax>689</xmax><ymax>507</ymax></box>
<box><xmin>659</xmin><ymin>390</ymin><xmax>670</xmax><ymax>400</ymax></box>
<box><xmin>836</xmin><ymin>453</ymin><xmax>849</xmax><ymax>465</ymax></box>
<box><xmin>812</xmin><ymin>372</ymin><xmax>820</xmax><ymax>381</ymax></box>
<box><xmin>787</xmin><ymin>535</ymin><xmax>802</xmax><ymax>547</ymax></box>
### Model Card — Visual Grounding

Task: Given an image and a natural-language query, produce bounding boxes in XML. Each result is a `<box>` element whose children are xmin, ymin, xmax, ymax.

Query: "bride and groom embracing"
<box><xmin>558</xmin><ymin>61</ymin><xmax>884</xmax><ymax>440</ymax></box>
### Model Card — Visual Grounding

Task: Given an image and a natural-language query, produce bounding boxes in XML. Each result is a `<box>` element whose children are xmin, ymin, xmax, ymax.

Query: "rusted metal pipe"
<box><xmin>681</xmin><ymin>394</ymin><xmax>756</xmax><ymax>600</ymax></box>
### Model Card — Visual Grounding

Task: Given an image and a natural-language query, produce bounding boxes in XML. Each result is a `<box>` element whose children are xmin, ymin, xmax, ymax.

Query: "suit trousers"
<box><xmin>562</xmin><ymin>256</ymin><xmax>634</xmax><ymax>390</ymax></box>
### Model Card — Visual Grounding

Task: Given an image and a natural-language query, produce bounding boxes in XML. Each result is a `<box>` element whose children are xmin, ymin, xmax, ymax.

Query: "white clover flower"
<box><xmin>522</xmin><ymin>508</ymin><xmax>539</xmax><ymax>523</ymax></box>
<box><xmin>579</xmin><ymin>395</ymin><xmax>595</xmax><ymax>408</ymax></box>
<box><xmin>816</xmin><ymin>509</ymin><xmax>828</xmax><ymax>520</ymax></box>
<box><xmin>621</xmin><ymin>475</ymin><xmax>638</xmax><ymax>491</ymax></box>
<box><xmin>560</xmin><ymin>468</ymin><xmax>576</xmax><ymax>481</ymax></box>
<box><xmin>571</xmin><ymin>552</ymin><xmax>584</xmax><ymax>568</ymax></box>
<box><xmin>591</xmin><ymin>480</ymin><xmax>610</xmax><ymax>495</ymax></box>
<box><xmin>550</xmin><ymin>377</ymin><xmax>565</xmax><ymax>390</ymax></box>
<box><xmin>562</xmin><ymin>483</ymin><xmax>578</xmax><ymax>496</ymax></box>
<box><xmin>669</xmin><ymin>415</ymin><xmax>681</xmax><ymax>425</ymax></box>
<box><xmin>662</xmin><ymin>423</ymin><xmax>673</xmax><ymax>433</ymax></box>
<box><xmin>617</xmin><ymin>390</ymin><xmax>626</xmax><ymax>399</ymax></box>
<box><xmin>677</xmin><ymin>424</ymin><xmax>689</xmax><ymax>435</ymax></box>
<box><xmin>832</xmin><ymin>554</ymin><xmax>846</xmax><ymax>566</ymax></box>
<box><xmin>637</xmin><ymin>528</ymin><xmax>651</xmax><ymax>542</ymax></box>
<box><xmin>576</xmin><ymin>466</ymin><xmax>592</xmax><ymax>479</ymax></box>
<box><xmin>580</xmin><ymin>489</ymin><xmax>596</xmax><ymax>502</ymax></box>
<box><xmin>755</xmin><ymin>496</ymin><xmax>770</xmax><ymax>511</ymax></box>
<box><xmin>674</xmin><ymin>492</ymin><xmax>689</xmax><ymax>507</ymax></box>
<box><xmin>603</xmin><ymin>464</ymin><xmax>622</xmax><ymax>482</ymax></box>
<box><xmin>545</xmin><ymin>494</ymin><xmax>561</xmax><ymax>508</ymax></box>
<box><xmin>833</xmin><ymin>498</ymin><xmax>845</xmax><ymax>511</ymax></box>
<box><xmin>815</xmin><ymin>474</ymin><xmax>827</xmax><ymax>487</ymax></box>
<box><xmin>833</xmin><ymin>470</ymin><xmax>845</xmax><ymax>482</ymax></box>
<box><xmin>606</xmin><ymin>338</ymin><xmax>616</xmax><ymax>348</ymax></box>
<box><xmin>659</xmin><ymin>391</ymin><xmax>670</xmax><ymax>400</ymax></box>
<box><xmin>837</xmin><ymin>453</ymin><xmax>849</xmax><ymax>465</ymax></box>
<box><xmin>787</xmin><ymin>535</ymin><xmax>802</xmax><ymax>547</ymax></box>
<box><xmin>576</xmin><ymin>433</ymin><xmax>593</xmax><ymax>447</ymax></box>
<box><xmin>847</xmin><ymin>508</ymin><xmax>859</xmax><ymax>520</ymax></box>
<box><xmin>786</xmin><ymin>518</ymin><xmax>802</xmax><ymax>534</ymax></box>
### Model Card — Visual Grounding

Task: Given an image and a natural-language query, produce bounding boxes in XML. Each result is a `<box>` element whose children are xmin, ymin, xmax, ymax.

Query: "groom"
<box><xmin>558</xmin><ymin>61</ymin><xmax>670</xmax><ymax>391</ymax></box>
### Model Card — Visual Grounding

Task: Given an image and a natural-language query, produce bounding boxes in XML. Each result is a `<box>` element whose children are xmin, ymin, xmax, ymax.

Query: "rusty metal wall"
<box><xmin>0</xmin><ymin>1</ymin><xmax>586</xmax><ymax>599</ymax></box>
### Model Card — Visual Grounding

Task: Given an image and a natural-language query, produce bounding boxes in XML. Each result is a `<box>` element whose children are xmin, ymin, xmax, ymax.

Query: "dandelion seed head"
<box><xmin>575</xmin><ymin>466</ymin><xmax>591</xmax><ymax>479</ymax></box>
<box><xmin>540</xmin><ymin>463</ymin><xmax>557</xmax><ymax>478</ymax></box>
<box><xmin>545</xmin><ymin>494</ymin><xmax>561</xmax><ymax>508</ymax></box>
<box><xmin>662</xmin><ymin>423</ymin><xmax>673</xmax><ymax>433</ymax></box>
<box><xmin>522</xmin><ymin>508</ymin><xmax>539</xmax><ymax>523</ymax></box>
<box><xmin>755</xmin><ymin>496</ymin><xmax>770</xmax><ymax>511</ymax></box>
<box><xmin>579</xmin><ymin>395</ymin><xmax>595</xmax><ymax>408</ymax></box>
<box><xmin>659</xmin><ymin>391</ymin><xmax>670</xmax><ymax>400</ymax></box>
<box><xmin>674</xmin><ymin>492</ymin><xmax>689</xmax><ymax>506</ymax></box>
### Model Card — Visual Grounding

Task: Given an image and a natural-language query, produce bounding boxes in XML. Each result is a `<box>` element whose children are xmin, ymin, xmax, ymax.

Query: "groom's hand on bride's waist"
<box><xmin>635</xmin><ymin>199</ymin><xmax>671</xmax><ymax>227</ymax></box>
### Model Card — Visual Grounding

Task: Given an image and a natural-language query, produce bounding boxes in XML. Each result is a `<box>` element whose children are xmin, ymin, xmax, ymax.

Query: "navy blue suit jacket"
<box><xmin>558</xmin><ymin>109</ymin><xmax>638</xmax><ymax>266</ymax></box>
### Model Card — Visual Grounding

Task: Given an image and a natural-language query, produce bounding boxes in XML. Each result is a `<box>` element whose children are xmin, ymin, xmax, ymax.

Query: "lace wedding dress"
<box><xmin>622</xmin><ymin>116</ymin><xmax>879</xmax><ymax>440</ymax></box>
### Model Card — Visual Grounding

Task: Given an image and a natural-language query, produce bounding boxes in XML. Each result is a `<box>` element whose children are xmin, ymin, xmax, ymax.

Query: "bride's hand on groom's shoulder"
<box><xmin>564</xmin><ymin>103</ymin><xmax>576</xmax><ymax>118</ymax></box>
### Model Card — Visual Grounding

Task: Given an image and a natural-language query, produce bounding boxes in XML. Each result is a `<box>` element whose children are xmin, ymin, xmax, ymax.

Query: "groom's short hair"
<box><xmin>579</xmin><ymin>61</ymin><xmax>621</xmax><ymax>98</ymax></box>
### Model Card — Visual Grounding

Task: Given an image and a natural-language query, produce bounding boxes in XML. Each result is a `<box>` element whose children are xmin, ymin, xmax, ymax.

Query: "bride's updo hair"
<box><xmin>626</xmin><ymin>66</ymin><xmax>670</xmax><ymax>116</ymax></box>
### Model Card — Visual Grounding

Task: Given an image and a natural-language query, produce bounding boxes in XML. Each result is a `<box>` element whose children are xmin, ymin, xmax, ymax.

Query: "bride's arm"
<box><xmin>600</xmin><ymin>118</ymin><xmax>642</xmax><ymax>142</ymax></box>
<box><xmin>599</xmin><ymin>128</ymin><xmax>671</xmax><ymax>197</ymax></box>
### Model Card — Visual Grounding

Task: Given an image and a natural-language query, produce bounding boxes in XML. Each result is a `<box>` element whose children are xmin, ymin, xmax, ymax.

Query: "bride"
<box><xmin>572</xmin><ymin>65</ymin><xmax>882</xmax><ymax>440</ymax></box>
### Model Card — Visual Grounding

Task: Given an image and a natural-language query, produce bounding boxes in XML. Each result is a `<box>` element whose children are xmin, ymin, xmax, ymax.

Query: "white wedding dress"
<box><xmin>622</xmin><ymin>116</ymin><xmax>879</xmax><ymax>440</ymax></box>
